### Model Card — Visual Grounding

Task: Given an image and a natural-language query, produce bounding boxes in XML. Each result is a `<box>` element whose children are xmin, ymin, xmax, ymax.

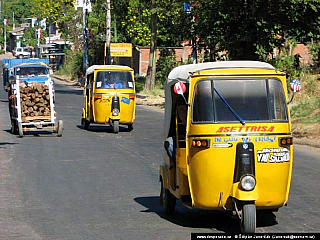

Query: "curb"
<box><xmin>294</xmin><ymin>138</ymin><xmax>320</xmax><ymax>149</ymax></box>
<box><xmin>52</xmin><ymin>74</ymin><xmax>75</xmax><ymax>83</ymax></box>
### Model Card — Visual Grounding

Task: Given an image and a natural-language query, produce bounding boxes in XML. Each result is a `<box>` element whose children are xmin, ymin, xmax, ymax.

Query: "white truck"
<box><xmin>13</xmin><ymin>47</ymin><xmax>31</xmax><ymax>59</ymax></box>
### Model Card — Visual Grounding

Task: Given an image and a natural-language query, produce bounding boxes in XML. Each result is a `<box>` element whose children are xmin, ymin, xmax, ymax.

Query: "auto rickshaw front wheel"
<box><xmin>240</xmin><ymin>202</ymin><xmax>256</xmax><ymax>233</ymax></box>
<box><xmin>160</xmin><ymin>179</ymin><xmax>176</xmax><ymax>214</ymax></box>
<box><xmin>112</xmin><ymin>120</ymin><xmax>119</xmax><ymax>133</ymax></box>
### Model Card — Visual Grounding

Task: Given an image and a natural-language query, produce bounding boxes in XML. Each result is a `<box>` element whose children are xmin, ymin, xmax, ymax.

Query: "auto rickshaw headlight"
<box><xmin>112</xmin><ymin>108</ymin><xmax>120</xmax><ymax>116</ymax></box>
<box><xmin>240</xmin><ymin>175</ymin><xmax>256</xmax><ymax>191</ymax></box>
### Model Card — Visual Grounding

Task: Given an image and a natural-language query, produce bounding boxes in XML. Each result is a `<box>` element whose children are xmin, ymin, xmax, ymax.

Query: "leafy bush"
<box><xmin>309</xmin><ymin>42</ymin><xmax>320</xmax><ymax>68</ymax></box>
<box><xmin>135</xmin><ymin>75</ymin><xmax>146</xmax><ymax>93</ymax></box>
<box><xmin>156</xmin><ymin>48</ymin><xmax>182</xmax><ymax>88</ymax></box>
<box><xmin>56</xmin><ymin>49</ymin><xmax>83</xmax><ymax>80</ymax></box>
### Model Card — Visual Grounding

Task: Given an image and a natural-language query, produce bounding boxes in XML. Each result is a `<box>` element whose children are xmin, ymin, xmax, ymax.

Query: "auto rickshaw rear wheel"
<box><xmin>161</xmin><ymin>180</ymin><xmax>176</xmax><ymax>214</ymax></box>
<box><xmin>240</xmin><ymin>202</ymin><xmax>256</xmax><ymax>233</ymax></box>
<box><xmin>128</xmin><ymin>124</ymin><xmax>133</xmax><ymax>132</ymax></box>
<box><xmin>83</xmin><ymin>119</ymin><xmax>90</xmax><ymax>130</ymax></box>
<box><xmin>113</xmin><ymin>120</ymin><xmax>119</xmax><ymax>133</ymax></box>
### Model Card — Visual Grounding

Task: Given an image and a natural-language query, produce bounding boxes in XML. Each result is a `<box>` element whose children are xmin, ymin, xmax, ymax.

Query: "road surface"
<box><xmin>0</xmin><ymin>69</ymin><xmax>319</xmax><ymax>239</ymax></box>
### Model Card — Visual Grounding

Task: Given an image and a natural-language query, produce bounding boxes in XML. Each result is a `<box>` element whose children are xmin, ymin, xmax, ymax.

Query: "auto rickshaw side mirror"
<box><xmin>287</xmin><ymin>79</ymin><xmax>301</xmax><ymax>104</ymax></box>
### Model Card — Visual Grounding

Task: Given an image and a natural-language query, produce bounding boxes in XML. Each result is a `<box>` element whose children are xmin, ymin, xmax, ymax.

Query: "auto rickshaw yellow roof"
<box><xmin>86</xmin><ymin>65</ymin><xmax>133</xmax><ymax>76</ymax></box>
<box><xmin>167</xmin><ymin>61</ymin><xmax>275</xmax><ymax>82</ymax></box>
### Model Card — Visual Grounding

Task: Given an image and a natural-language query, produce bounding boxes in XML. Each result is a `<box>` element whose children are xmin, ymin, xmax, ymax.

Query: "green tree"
<box><xmin>9</xmin><ymin>0</ymin><xmax>33</xmax><ymax>24</ymax></box>
<box><xmin>21</xmin><ymin>27</ymin><xmax>47</xmax><ymax>47</ymax></box>
<box><xmin>195</xmin><ymin>0</ymin><xmax>320</xmax><ymax>61</ymax></box>
<box><xmin>31</xmin><ymin>0</ymin><xmax>75</xmax><ymax>24</ymax></box>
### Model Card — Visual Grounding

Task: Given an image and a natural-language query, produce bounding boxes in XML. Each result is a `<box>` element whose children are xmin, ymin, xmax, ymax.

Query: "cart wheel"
<box><xmin>240</xmin><ymin>202</ymin><xmax>256</xmax><ymax>233</ymax></box>
<box><xmin>113</xmin><ymin>120</ymin><xmax>119</xmax><ymax>133</ymax></box>
<box><xmin>163</xmin><ymin>182</ymin><xmax>176</xmax><ymax>215</ymax></box>
<box><xmin>128</xmin><ymin>124</ymin><xmax>133</xmax><ymax>132</ymax></box>
<box><xmin>57</xmin><ymin>120</ymin><xmax>63</xmax><ymax>137</ymax></box>
<box><xmin>11</xmin><ymin>121</ymin><xmax>18</xmax><ymax>134</ymax></box>
<box><xmin>84</xmin><ymin>119</ymin><xmax>90</xmax><ymax>130</ymax></box>
<box><xmin>18</xmin><ymin>122</ymin><xmax>23</xmax><ymax>138</ymax></box>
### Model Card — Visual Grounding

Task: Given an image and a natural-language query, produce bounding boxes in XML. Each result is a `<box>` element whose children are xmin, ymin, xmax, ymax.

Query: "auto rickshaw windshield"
<box><xmin>192</xmin><ymin>77</ymin><xmax>288</xmax><ymax>123</ymax></box>
<box><xmin>95</xmin><ymin>71</ymin><xmax>133</xmax><ymax>89</ymax></box>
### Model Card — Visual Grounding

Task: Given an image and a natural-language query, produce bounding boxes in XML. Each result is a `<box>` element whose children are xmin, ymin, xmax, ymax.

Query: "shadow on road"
<box><xmin>0</xmin><ymin>141</ymin><xmax>18</xmax><ymax>148</ymax></box>
<box><xmin>134</xmin><ymin>196</ymin><xmax>239</xmax><ymax>232</ymax></box>
<box><xmin>3</xmin><ymin>129</ymin><xmax>59</xmax><ymax>138</ymax></box>
<box><xmin>76</xmin><ymin>124</ymin><xmax>132</xmax><ymax>133</ymax></box>
<box><xmin>134</xmin><ymin>196</ymin><xmax>278</xmax><ymax>233</ymax></box>
<box><xmin>55</xmin><ymin>88</ymin><xmax>83</xmax><ymax>96</ymax></box>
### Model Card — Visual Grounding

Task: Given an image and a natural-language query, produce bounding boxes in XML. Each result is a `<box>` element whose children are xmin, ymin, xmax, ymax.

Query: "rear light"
<box><xmin>94</xmin><ymin>95</ymin><xmax>102</xmax><ymax>99</ymax></box>
<box><xmin>192</xmin><ymin>139</ymin><xmax>210</xmax><ymax>148</ymax></box>
<box><xmin>279</xmin><ymin>137</ymin><xmax>293</xmax><ymax>147</ymax></box>
<box><xmin>129</xmin><ymin>95</ymin><xmax>135</xmax><ymax>100</ymax></box>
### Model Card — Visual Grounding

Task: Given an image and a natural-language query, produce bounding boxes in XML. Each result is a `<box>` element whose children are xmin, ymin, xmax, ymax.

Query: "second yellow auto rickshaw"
<box><xmin>81</xmin><ymin>65</ymin><xmax>136</xmax><ymax>133</ymax></box>
<box><xmin>160</xmin><ymin>61</ymin><xmax>301</xmax><ymax>233</ymax></box>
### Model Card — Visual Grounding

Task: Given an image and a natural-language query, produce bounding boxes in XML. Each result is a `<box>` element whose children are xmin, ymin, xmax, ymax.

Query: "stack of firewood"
<box><xmin>20</xmin><ymin>82</ymin><xmax>51</xmax><ymax>118</ymax></box>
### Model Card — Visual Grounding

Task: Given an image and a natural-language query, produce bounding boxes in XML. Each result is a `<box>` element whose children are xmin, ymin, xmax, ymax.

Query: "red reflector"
<box><xmin>202</xmin><ymin>140</ymin><xmax>207</xmax><ymax>147</ymax></box>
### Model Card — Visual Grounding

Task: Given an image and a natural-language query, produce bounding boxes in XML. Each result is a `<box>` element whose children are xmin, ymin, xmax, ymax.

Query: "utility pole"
<box><xmin>105</xmin><ymin>0</ymin><xmax>111</xmax><ymax>65</ymax></box>
<box><xmin>105</xmin><ymin>0</ymin><xmax>111</xmax><ymax>64</ymax></box>
<box><xmin>83</xmin><ymin>0</ymin><xmax>88</xmax><ymax>73</ymax></box>
<box><xmin>0</xmin><ymin>0</ymin><xmax>2</xmax><ymax>50</ymax></box>
<box><xmin>12</xmin><ymin>11</ymin><xmax>15</xmax><ymax>30</ymax></box>
<box><xmin>4</xmin><ymin>17</ymin><xmax>6</xmax><ymax>53</ymax></box>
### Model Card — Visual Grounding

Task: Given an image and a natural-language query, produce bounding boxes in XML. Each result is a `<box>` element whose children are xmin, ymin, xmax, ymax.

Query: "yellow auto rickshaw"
<box><xmin>160</xmin><ymin>61</ymin><xmax>301</xmax><ymax>233</ymax></box>
<box><xmin>81</xmin><ymin>65</ymin><xmax>136</xmax><ymax>133</ymax></box>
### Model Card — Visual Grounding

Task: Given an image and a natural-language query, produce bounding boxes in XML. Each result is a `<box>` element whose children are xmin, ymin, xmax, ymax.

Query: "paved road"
<box><xmin>0</xmin><ymin>69</ymin><xmax>319</xmax><ymax>239</ymax></box>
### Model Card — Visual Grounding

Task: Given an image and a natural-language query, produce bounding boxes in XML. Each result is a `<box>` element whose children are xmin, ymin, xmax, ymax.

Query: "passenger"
<box><xmin>164</xmin><ymin>103</ymin><xmax>187</xmax><ymax>165</ymax></box>
<box><xmin>103</xmin><ymin>78</ymin><xmax>124</xmax><ymax>88</ymax></box>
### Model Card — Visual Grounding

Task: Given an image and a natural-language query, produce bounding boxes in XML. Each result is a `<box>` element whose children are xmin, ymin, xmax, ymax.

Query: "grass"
<box><xmin>291</xmin><ymin>97</ymin><xmax>320</xmax><ymax>123</ymax></box>
<box><xmin>290</xmin><ymin>70</ymin><xmax>320</xmax><ymax>125</ymax></box>
<box><xmin>135</xmin><ymin>75</ymin><xmax>164</xmax><ymax>97</ymax></box>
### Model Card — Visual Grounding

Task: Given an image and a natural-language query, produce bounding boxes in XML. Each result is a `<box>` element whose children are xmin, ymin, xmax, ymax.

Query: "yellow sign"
<box><xmin>105</xmin><ymin>43</ymin><xmax>132</xmax><ymax>57</ymax></box>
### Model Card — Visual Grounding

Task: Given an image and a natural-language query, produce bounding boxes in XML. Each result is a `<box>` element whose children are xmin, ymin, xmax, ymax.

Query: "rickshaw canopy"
<box><xmin>85</xmin><ymin>65</ymin><xmax>133</xmax><ymax>76</ymax></box>
<box><xmin>164</xmin><ymin>61</ymin><xmax>277</xmax><ymax>138</ymax></box>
